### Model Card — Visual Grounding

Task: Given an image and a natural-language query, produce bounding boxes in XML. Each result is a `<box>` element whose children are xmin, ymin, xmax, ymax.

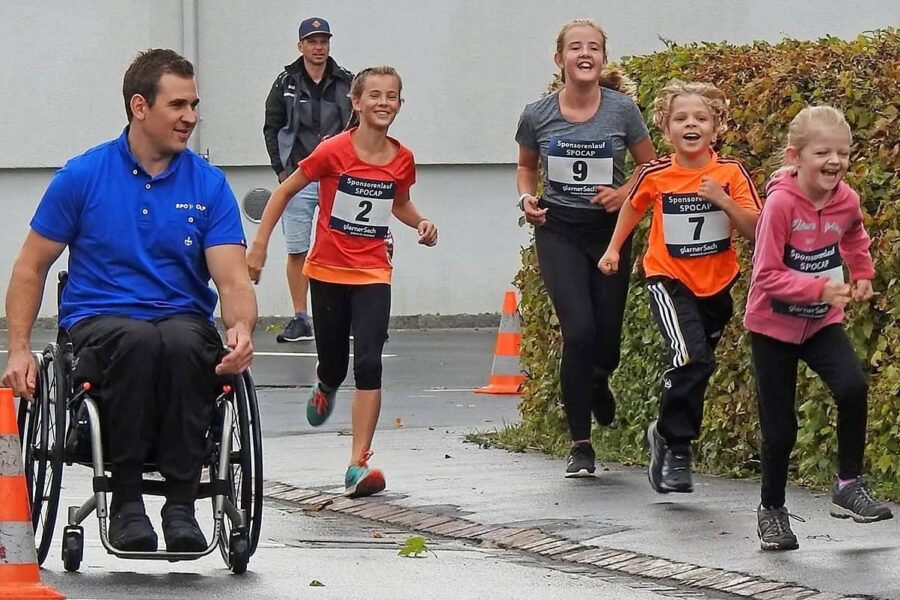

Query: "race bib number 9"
<box><xmin>771</xmin><ymin>243</ymin><xmax>845</xmax><ymax>319</ymax></box>
<box><xmin>662</xmin><ymin>193</ymin><xmax>730</xmax><ymax>258</ymax></box>
<box><xmin>547</xmin><ymin>136</ymin><xmax>613</xmax><ymax>197</ymax></box>
<box><xmin>330</xmin><ymin>175</ymin><xmax>394</xmax><ymax>238</ymax></box>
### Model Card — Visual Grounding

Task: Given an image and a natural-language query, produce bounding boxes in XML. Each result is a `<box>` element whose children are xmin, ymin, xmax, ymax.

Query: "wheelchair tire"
<box><xmin>19</xmin><ymin>344</ymin><xmax>67</xmax><ymax>565</ymax></box>
<box><xmin>228</xmin><ymin>531</ymin><xmax>250</xmax><ymax>575</ymax></box>
<box><xmin>214</xmin><ymin>369</ymin><xmax>263</xmax><ymax>571</ymax></box>
<box><xmin>61</xmin><ymin>526</ymin><xmax>84</xmax><ymax>572</ymax></box>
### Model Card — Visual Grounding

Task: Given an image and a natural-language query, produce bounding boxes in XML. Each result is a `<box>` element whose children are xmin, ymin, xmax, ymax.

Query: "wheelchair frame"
<box><xmin>17</xmin><ymin>274</ymin><xmax>264</xmax><ymax>574</ymax></box>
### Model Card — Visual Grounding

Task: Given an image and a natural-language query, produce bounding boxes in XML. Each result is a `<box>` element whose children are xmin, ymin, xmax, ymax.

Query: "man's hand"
<box><xmin>591</xmin><ymin>187</ymin><xmax>625</xmax><ymax>213</ymax></box>
<box><xmin>2</xmin><ymin>349</ymin><xmax>36</xmax><ymax>400</ymax></box>
<box><xmin>277</xmin><ymin>170</ymin><xmax>288</xmax><ymax>183</ymax></box>
<box><xmin>851</xmin><ymin>279</ymin><xmax>874</xmax><ymax>302</ymax></box>
<box><xmin>217</xmin><ymin>324</ymin><xmax>254</xmax><ymax>375</ymax></box>
<box><xmin>247</xmin><ymin>242</ymin><xmax>267</xmax><ymax>284</ymax></box>
<box><xmin>821</xmin><ymin>280</ymin><xmax>852</xmax><ymax>309</ymax></box>
<box><xmin>417</xmin><ymin>220</ymin><xmax>438</xmax><ymax>246</ymax></box>
<box><xmin>522</xmin><ymin>195</ymin><xmax>547</xmax><ymax>226</ymax></box>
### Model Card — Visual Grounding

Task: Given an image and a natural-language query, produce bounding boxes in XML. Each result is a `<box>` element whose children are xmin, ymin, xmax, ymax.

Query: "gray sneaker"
<box><xmin>277</xmin><ymin>317</ymin><xmax>314</xmax><ymax>342</ymax></box>
<box><xmin>830</xmin><ymin>478</ymin><xmax>893</xmax><ymax>523</ymax></box>
<box><xmin>757</xmin><ymin>505</ymin><xmax>799</xmax><ymax>551</ymax></box>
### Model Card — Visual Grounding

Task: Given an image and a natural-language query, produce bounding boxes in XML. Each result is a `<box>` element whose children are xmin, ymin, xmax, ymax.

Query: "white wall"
<box><xmin>1</xmin><ymin>0</ymin><xmax>897</xmax><ymax>318</ymax></box>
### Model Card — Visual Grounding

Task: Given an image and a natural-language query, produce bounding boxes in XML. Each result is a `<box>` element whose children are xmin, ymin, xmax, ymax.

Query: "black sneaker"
<box><xmin>647</xmin><ymin>420</ymin><xmax>667</xmax><ymax>493</ymax></box>
<box><xmin>591</xmin><ymin>379</ymin><xmax>616</xmax><ymax>427</ymax></box>
<box><xmin>277</xmin><ymin>317</ymin><xmax>314</xmax><ymax>342</ymax></box>
<box><xmin>757</xmin><ymin>505</ymin><xmax>799</xmax><ymax>551</ymax></box>
<box><xmin>830</xmin><ymin>478</ymin><xmax>893</xmax><ymax>523</ymax></box>
<box><xmin>108</xmin><ymin>501</ymin><xmax>158</xmax><ymax>552</ymax></box>
<box><xmin>565</xmin><ymin>442</ymin><xmax>596</xmax><ymax>478</ymax></box>
<box><xmin>161</xmin><ymin>502</ymin><xmax>208</xmax><ymax>552</ymax></box>
<box><xmin>662</xmin><ymin>449</ymin><xmax>694</xmax><ymax>493</ymax></box>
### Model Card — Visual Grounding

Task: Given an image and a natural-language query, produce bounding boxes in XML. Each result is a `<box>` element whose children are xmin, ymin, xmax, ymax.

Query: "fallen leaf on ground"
<box><xmin>310</xmin><ymin>580</ymin><xmax>325</xmax><ymax>587</ymax></box>
<box><xmin>398</xmin><ymin>535</ymin><xmax>429</xmax><ymax>558</ymax></box>
<box><xmin>373</xmin><ymin>531</ymin><xmax>384</xmax><ymax>538</ymax></box>
<box><xmin>394</xmin><ymin>417</ymin><xmax>405</xmax><ymax>428</ymax></box>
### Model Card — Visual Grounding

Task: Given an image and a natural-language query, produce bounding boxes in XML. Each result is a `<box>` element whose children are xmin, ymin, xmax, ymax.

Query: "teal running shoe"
<box><xmin>345</xmin><ymin>451</ymin><xmax>386</xmax><ymax>498</ymax></box>
<box><xmin>306</xmin><ymin>382</ymin><xmax>337</xmax><ymax>427</ymax></box>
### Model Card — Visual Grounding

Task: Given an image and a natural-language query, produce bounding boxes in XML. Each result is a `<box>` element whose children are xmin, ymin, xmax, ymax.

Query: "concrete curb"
<box><xmin>263</xmin><ymin>480</ymin><xmax>876</xmax><ymax>600</ymax></box>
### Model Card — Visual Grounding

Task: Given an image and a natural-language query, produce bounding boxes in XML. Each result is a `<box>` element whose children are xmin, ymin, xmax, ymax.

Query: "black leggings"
<box><xmin>534</xmin><ymin>225</ymin><xmax>631</xmax><ymax>441</ymax></box>
<box><xmin>310</xmin><ymin>279</ymin><xmax>391</xmax><ymax>391</ymax></box>
<box><xmin>751</xmin><ymin>325</ymin><xmax>868</xmax><ymax>508</ymax></box>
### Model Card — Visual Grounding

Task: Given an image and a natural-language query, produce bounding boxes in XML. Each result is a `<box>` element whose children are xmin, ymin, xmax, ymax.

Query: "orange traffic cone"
<box><xmin>475</xmin><ymin>291</ymin><xmax>526</xmax><ymax>395</ymax></box>
<box><xmin>0</xmin><ymin>388</ymin><xmax>66</xmax><ymax>599</ymax></box>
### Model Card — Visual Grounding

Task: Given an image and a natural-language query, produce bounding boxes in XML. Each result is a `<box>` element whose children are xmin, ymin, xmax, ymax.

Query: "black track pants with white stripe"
<box><xmin>647</xmin><ymin>277</ymin><xmax>734</xmax><ymax>452</ymax></box>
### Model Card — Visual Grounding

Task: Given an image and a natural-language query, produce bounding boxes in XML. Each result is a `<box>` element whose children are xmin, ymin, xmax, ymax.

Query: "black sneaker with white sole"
<box><xmin>565</xmin><ymin>442</ymin><xmax>596</xmax><ymax>478</ymax></box>
<box><xmin>277</xmin><ymin>317</ymin><xmax>314</xmax><ymax>342</ymax></box>
<box><xmin>830</xmin><ymin>478</ymin><xmax>893</xmax><ymax>523</ymax></box>
<box><xmin>757</xmin><ymin>504</ymin><xmax>799</xmax><ymax>551</ymax></box>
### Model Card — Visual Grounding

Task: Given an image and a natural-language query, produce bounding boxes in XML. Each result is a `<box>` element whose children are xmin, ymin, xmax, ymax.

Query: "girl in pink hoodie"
<box><xmin>745</xmin><ymin>106</ymin><xmax>892</xmax><ymax>552</ymax></box>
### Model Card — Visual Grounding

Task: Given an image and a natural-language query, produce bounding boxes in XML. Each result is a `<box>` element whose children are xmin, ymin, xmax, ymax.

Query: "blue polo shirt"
<box><xmin>31</xmin><ymin>129</ymin><xmax>247</xmax><ymax>330</ymax></box>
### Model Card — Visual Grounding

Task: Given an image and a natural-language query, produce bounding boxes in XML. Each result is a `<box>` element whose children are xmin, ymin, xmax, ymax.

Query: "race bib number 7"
<box><xmin>330</xmin><ymin>175</ymin><xmax>394</xmax><ymax>238</ymax></box>
<box><xmin>547</xmin><ymin>136</ymin><xmax>613</xmax><ymax>197</ymax></box>
<box><xmin>662</xmin><ymin>192</ymin><xmax>730</xmax><ymax>258</ymax></box>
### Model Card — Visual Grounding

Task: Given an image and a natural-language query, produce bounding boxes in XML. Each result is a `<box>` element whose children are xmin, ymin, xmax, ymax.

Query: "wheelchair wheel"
<box><xmin>214</xmin><ymin>369</ymin><xmax>263</xmax><ymax>572</ymax></box>
<box><xmin>18</xmin><ymin>343</ymin><xmax>67</xmax><ymax>565</ymax></box>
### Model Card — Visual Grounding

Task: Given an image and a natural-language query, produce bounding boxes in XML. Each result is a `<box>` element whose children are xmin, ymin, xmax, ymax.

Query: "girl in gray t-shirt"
<box><xmin>515</xmin><ymin>19</ymin><xmax>656</xmax><ymax>478</ymax></box>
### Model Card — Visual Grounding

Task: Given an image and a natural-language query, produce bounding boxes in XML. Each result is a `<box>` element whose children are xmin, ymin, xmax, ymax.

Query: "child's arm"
<box><xmin>393</xmin><ymin>191</ymin><xmax>437</xmax><ymax>246</ymax></box>
<box><xmin>840</xmin><ymin>200</ymin><xmax>875</xmax><ymax>302</ymax></box>
<box><xmin>598</xmin><ymin>165</ymin><xmax>652</xmax><ymax>274</ymax></box>
<box><xmin>698</xmin><ymin>176</ymin><xmax>759</xmax><ymax>241</ymax></box>
<box><xmin>753</xmin><ymin>195</ymin><xmax>830</xmax><ymax>305</ymax></box>
<box><xmin>247</xmin><ymin>168</ymin><xmax>313</xmax><ymax>283</ymax></box>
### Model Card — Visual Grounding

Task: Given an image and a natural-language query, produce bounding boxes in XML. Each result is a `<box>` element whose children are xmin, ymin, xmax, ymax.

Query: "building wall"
<box><xmin>1</xmin><ymin>0</ymin><xmax>896</xmax><ymax>318</ymax></box>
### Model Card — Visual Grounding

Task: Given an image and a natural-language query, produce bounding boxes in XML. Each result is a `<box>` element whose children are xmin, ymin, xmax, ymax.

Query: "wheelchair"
<box><xmin>16</xmin><ymin>272</ymin><xmax>264</xmax><ymax>574</ymax></box>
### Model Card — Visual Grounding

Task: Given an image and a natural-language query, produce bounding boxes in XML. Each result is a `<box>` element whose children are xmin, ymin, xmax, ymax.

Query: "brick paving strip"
<box><xmin>264</xmin><ymin>480</ymin><xmax>877</xmax><ymax>600</ymax></box>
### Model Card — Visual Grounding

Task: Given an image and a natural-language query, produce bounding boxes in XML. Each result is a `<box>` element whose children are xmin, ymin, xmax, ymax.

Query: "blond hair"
<box><xmin>555</xmin><ymin>19</ymin><xmax>631</xmax><ymax>94</ymax></box>
<box><xmin>773</xmin><ymin>105</ymin><xmax>852</xmax><ymax>176</ymax></box>
<box><xmin>652</xmin><ymin>80</ymin><xmax>728</xmax><ymax>135</ymax></box>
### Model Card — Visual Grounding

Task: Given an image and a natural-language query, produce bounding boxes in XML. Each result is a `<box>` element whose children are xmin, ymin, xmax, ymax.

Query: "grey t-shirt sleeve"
<box><xmin>515</xmin><ymin>105</ymin><xmax>538</xmax><ymax>149</ymax></box>
<box><xmin>624</xmin><ymin>100</ymin><xmax>650</xmax><ymax>147</ymax></box>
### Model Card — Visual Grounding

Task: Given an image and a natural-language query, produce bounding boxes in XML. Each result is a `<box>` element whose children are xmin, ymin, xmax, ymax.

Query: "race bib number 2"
<box><xmin>330</xmin><ymin>175</ymin><xmax>394</xmax><ymax>238</ymax></box>
<box><xmin>547</xmin><ymin>136</ymin><xmax>613</xmax><ymax>197</ymax></box>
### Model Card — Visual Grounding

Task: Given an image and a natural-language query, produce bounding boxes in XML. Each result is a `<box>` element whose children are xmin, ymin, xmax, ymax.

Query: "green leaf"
<box><xmin>398</xmin><ymin>535</ymin><xmax>429</xmax><ymax>558</ymax></box>
<box><xmin>309</xmin><ymin>580</ymin><xmax>325</xmax><ymax>587</ymax></box>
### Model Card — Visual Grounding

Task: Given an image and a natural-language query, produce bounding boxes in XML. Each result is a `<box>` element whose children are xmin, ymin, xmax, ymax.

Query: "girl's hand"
<box><xmin>418</xmin><ymin>219</ymin><xmax>438</xmax><ymax>246</ymax></box>
<box><xmin>698</xmin><ymin>177</ymin><xmax>731</xmax><ymax>209</ymax></box>
<box><xmin>851</xmin><ymin>279</ymin><xmax>874</xmax><ymax>302</ymax></box>
<box><xmin>598</xmin><ymin>249</ymin><xmax>620</xmax><ymax>275</ymax></box>
<box><xmin>522</xmin><ymin>195</ymin><xmax>547</xmax><ymax>226</ymax></box>
<box><xmin>247</xmin><ymin>242</ymin><xmax>267</xmax><ymax>284</ymax></box>
<box><xmin>591</xmin><ymin>186</ymin><xmax>624</xmax><ymax>212</ymax></box>
<box><xmin>821</xmin><ymin>280</ymin><xmax>852</xmax><ymax>308</ymax></box>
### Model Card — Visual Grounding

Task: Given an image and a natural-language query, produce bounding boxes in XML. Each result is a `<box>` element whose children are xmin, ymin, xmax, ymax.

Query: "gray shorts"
<box><xmin>281</xmin><ymin>182</ymin><xmax>319</xmax><ymax>254</ymax></box>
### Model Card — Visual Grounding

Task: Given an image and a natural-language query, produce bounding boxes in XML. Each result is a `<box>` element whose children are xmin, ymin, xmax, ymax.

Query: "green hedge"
<box><xmin>510</xmin><ymin>30</ymin><xmax>900</xmax><ymax>498</ymax></box>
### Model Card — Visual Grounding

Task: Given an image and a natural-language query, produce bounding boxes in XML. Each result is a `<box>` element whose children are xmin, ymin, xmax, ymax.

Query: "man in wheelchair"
<box><xmin>2</xmin><ymin>49</ymin><xmax>257</xmax><ymax>554</ymax></box>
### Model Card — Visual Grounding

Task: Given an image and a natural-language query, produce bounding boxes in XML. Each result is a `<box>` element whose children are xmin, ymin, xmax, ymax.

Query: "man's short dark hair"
<box><xmin>122</xmin><ymin>49</ymin><xmax>194</xmax><ymax>122</ymax></box>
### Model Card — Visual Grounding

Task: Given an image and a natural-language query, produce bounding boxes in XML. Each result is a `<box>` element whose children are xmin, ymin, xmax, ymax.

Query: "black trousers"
<box><xmin>751</xmin><ymin>325</ymin><xmax>868</xmax><ymax>508</ymax></box>
<box><xmin>309</xmin><ymin>280</ymin><xmax>391</xmax><ymax>391</ymax></box>
<box><xmin>647</xmin><ymin>277</ymin><xmax>734</xmax><ymax>453</ymax></box>
<box><xmin>68</xmin><ymin>314</ymin><xmax>223</xmax><ymax>505</ymax></box>
<box><xmin>534</xmin><ymin>225</ymin><xmax>631</xmax><ymax>441</ymax></box>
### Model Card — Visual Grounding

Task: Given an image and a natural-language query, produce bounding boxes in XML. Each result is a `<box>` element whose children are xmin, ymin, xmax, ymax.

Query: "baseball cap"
<box><xmin>299</xmin><ymin>17</ymin><xmax>332</xmax><ymax>40</ymax></box>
